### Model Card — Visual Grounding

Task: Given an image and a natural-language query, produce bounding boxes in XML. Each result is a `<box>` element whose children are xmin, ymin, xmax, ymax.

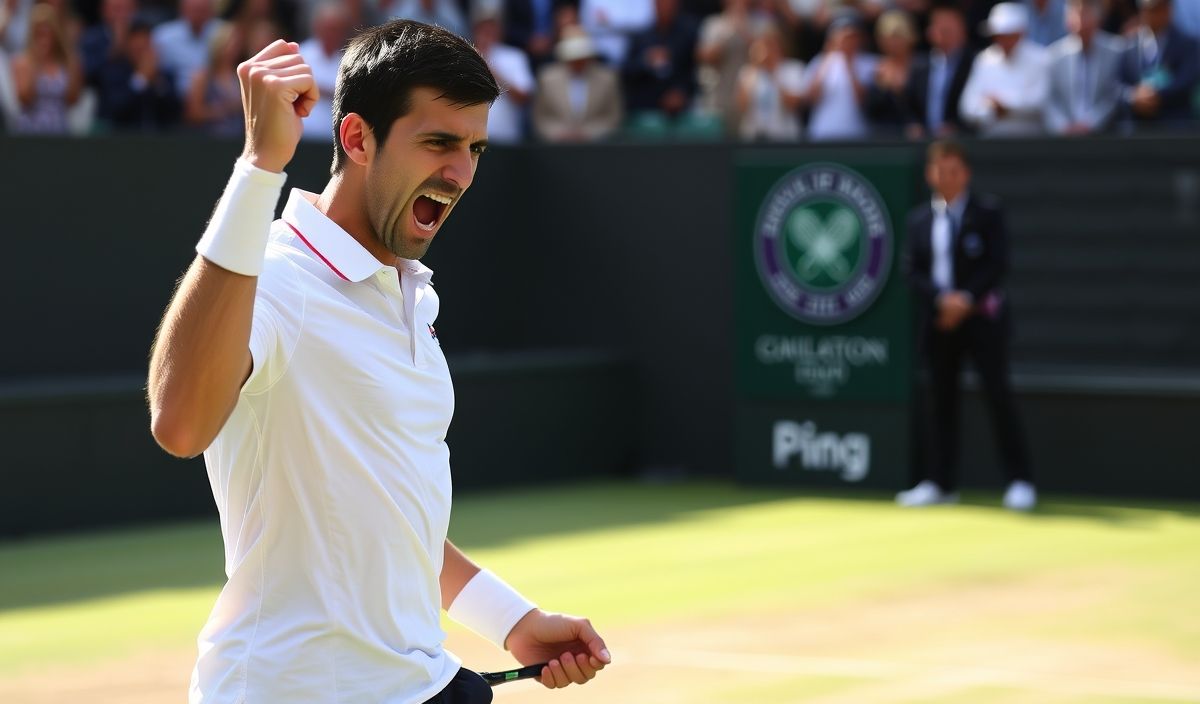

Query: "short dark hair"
<box><xmin>927</xmin><ymin>139</ymin><xmax>970</xmax><ymax>167</ymax></box>
<box><xmin>330</xmin><ymin>20</ymin><xmax>500</xmax><ymax>174</ymax></box>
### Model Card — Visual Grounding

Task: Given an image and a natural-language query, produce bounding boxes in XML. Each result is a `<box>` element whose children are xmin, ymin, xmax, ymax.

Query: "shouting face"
<box><xmin>363</xmin><ymin>87</ymin><xmax>490</xmax><ymax>260</ymax></box>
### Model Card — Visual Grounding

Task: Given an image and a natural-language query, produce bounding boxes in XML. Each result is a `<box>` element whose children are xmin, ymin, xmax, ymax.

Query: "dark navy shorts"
<box><xmin>421</xmin><ymin>668</ymin><xmax>494</xmax><ymax>704</ymax></box>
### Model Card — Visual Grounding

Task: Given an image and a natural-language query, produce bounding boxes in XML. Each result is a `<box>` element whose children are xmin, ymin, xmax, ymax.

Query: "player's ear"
<box><xmin>340</xmin><ymin>113</ymin><xmax>373</xmax><ymax>167</ymax></box>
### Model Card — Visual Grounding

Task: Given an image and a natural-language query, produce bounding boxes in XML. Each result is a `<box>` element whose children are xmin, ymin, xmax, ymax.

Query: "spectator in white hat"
<box><xmin>959</xmin><ymin>2</ymin><xmax>1050</xmax><ymax>136</ymax></box>
<box><xmin>533</xmin><ymin>27</ymin><xmax>624</xmax><ymax>141</ymax></box>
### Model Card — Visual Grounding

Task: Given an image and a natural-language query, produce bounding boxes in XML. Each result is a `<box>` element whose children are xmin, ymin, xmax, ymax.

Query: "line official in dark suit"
<box><xmin>899</xmin><ymin>140</ymin><xmax>1035</xmax><ymax>511</ymax></box>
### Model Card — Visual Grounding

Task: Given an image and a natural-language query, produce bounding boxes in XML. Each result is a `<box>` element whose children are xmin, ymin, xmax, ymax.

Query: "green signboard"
<box><xmin>735</xmin><ymin>149</ymin><xmax>917</xmax><ymax>489</ymax></box>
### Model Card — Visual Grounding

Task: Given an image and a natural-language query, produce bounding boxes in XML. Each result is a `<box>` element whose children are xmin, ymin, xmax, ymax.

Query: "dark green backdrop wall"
<box><xmin>2</xmin><ymin>135</ymin><xmax>1199</xmax><ymax>535</ymax></box>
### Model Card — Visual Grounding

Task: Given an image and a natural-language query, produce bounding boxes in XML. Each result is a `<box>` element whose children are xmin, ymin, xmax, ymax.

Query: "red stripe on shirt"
<box><xmin>286</xmin><ymin>222</ymin><xmax>350</xmax><ymax>281</ymax></box>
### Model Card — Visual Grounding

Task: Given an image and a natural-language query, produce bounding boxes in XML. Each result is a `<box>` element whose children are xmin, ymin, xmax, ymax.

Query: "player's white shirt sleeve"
<box><xmin>244</xmin><ymin>244</ymin><xmax>306</xmax><ymax>395</ymax></box>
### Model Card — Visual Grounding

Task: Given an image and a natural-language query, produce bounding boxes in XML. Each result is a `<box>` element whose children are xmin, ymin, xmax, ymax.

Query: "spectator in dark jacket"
<box><xmin>504</xmin><ymin>0</ymin><xmax>577</xmax><ymax>68</ymax></box>
<box><xmin>80</xmin><ymin>0</ymin><xmax>137</xmax><ymax>88</ymax></box>
<box><xmin>1119</xmin><ymin>0</ymin><xmax>1199</xmax><ymax>128</ymax></box>
<box><xmin>903</xmin><ymin>3</ymin><xmax>977</xmax><ymax>139</ymax></box>
<box><xmin>622</xmin><ymin>0</ymin><xmax>699</xmax><ymax>118</ymax></box>
<box><xmin>95</xmin><ymin>16</ymin><xmax>179</xmax><ymax>129</ymax></box>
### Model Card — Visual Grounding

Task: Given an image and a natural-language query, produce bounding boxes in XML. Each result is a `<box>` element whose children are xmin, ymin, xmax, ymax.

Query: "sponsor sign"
<box><xmin>735</xmin><ymin>151</ymin><xmax>915</xmax><ymax>488</ymax></box>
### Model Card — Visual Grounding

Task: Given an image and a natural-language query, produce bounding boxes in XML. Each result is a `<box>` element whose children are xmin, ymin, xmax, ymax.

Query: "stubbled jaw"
<box><xmin>412</xmin><ymin>192</ymin><xmax>454</xmax><ymax>235</ymax></box>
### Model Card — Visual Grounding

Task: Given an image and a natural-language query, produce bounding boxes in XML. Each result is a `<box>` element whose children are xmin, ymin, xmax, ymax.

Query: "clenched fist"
<box><xmin>238</xmin><ymin>39</ymin><xmax>319</xmax><ymax>174</ymax></box>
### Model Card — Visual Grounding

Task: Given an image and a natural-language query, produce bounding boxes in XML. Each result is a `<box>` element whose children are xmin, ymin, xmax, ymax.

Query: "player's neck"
<box><xmin>316</xmin><ymin>174</ymin><xmax>396</xmax><ymax>268</ymax></box>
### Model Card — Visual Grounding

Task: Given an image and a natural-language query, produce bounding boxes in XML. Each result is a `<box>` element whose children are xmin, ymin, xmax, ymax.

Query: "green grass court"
<box><xmin>2</xmin><ymin>481</ymin><xmax>1198</xmax><ymax>703</ymax></box>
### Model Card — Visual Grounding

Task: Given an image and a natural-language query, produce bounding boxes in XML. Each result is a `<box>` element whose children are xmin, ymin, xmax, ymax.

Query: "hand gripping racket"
<box><xmin>478</xmin><ymin>663</ymin><xmax>548</xmax><ymax>686</ymax></box>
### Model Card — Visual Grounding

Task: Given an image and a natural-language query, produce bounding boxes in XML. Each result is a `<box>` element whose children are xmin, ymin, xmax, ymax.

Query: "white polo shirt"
<box><xmin>192</xmin><ymin>189</ymin><xmax>460</xmax><ymax>703</ymax></box>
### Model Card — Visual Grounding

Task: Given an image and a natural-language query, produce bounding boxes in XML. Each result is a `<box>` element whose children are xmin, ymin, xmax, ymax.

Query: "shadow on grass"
<box><xmin>447</xmin><ymin>479</ymin><xmax>805</xmax><ymax>550</ymax></box>
<box><xmin>2</xmin><ymin>479</ymin><xmax>1197</xmax><ymax>613</ymax></box>
<box><xmin>0</xmin><ymin>479</ymin><xmax>791</xmax><ymax>613</ymax></box>
<box><xmin>0</xmin><ymin>519</ymin><xmax>225</xmax><ymax>614</ymax></box>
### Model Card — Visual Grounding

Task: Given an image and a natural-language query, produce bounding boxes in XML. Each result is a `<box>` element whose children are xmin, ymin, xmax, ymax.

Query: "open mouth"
<box><xmin>412</xmin><ymin>193</ymin><xmax>452</xmax><ymax>233</ymax></box>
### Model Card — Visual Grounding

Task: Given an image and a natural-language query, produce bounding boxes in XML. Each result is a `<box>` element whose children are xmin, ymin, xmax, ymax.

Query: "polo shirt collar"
<box><xmin>281</xmin><ymin>189</ymin><xmax>434</xmax><ymax>283</ymax></box>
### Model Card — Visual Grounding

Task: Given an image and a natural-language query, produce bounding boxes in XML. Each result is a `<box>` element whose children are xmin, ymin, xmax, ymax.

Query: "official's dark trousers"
<box><xmin>422</xmin><ymin>668</ymin><xmax>493</xmax><ymax>704</ymax></box>
<box><xmin>924</xmin><ymin>313</ymin><xmax>1032</xmax><ymax>492</ymax></box>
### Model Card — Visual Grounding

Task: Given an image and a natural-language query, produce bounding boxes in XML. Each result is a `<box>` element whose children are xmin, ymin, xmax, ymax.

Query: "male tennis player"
<box><xmin>147</xmin><ymin>20</ymin><xmax>609</xmax><ymax>704</ymax></box>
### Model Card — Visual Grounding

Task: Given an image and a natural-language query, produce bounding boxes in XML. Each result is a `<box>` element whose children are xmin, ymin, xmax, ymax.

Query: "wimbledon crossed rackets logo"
<box><xmin>787</xmin><ymin>207</ymin><xmax>859</xmax><ymax>284</ymax></box>
<box><xmin>754</xmin><ymin>164</ymin><xmax>893</xmax><ymax>325</ymax></box>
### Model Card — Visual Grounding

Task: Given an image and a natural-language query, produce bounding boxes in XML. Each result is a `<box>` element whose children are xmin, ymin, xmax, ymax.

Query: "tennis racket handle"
<box><xmin>480</xmin><ymin>663</ymin><xmax>548</xmax><ymax>686</ymax></box>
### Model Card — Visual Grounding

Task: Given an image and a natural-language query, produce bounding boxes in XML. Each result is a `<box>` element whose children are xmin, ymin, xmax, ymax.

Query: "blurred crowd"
<box><xmin>1</xmin><ymin>0</ymin><xmax>1197</xmax><ymax>141</ymax></box>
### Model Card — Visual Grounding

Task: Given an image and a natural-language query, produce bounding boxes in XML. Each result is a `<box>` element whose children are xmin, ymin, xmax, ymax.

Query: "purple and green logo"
<box><xmin>754</xmin><ymin>164</ymin><xmax>893</xmax><ymax>325</ymax></box>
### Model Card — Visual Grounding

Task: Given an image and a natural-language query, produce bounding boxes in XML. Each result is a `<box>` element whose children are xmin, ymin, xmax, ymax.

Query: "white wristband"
<box><xmin>447</xmin><ymin>569</ymin><xmax>537</xmax><ymax>650</ymax></box>
<box><xmin>195</xmin><ymin>159</ymin><xmax>287</xmax><ymax>276</ymax></box>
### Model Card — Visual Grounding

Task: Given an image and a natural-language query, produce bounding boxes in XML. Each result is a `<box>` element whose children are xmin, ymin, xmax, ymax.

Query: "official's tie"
<box><xmin>932</xmin><ymin>201</ymin><xmax>953</xmax><ymax>291</ymax></box>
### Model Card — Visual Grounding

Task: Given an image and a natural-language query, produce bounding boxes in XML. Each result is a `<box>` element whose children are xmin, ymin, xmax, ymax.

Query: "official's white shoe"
<box><xmin>1003</xmin><ymin>480</ymin><xmax>1037</xmax><ymax>512</ymax></box>
<box><xmin>896</xmin><ymin>480</ymin><xmax>959</xmax><ymax>507</ymax></box>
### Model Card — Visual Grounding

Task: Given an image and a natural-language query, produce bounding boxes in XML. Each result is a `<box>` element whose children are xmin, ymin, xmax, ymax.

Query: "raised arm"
<box><xmin>148</xmin><ymin>40</ymin><xmax>316</xmax><ymax>458</ymax></box>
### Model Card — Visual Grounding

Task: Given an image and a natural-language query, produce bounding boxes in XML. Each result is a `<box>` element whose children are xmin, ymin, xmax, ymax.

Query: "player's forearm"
<box><xmin>148</xmin><ymin>257</ymin><xmax>257</xmax><ymax>457</ymax></box>
<box><xmin>443</xmin><ymin>540</ymin><xmax>539</xmax><ymax>650</ymax></box>
<box><xmin>440</xmin><ymin>540</ymin><xmax>482</xmax><ymax>610</ymax></box>
<box><xmin>149</xmin><ymin>161</ymin><xmax>286</xmax><ymax>458</ymax></box>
